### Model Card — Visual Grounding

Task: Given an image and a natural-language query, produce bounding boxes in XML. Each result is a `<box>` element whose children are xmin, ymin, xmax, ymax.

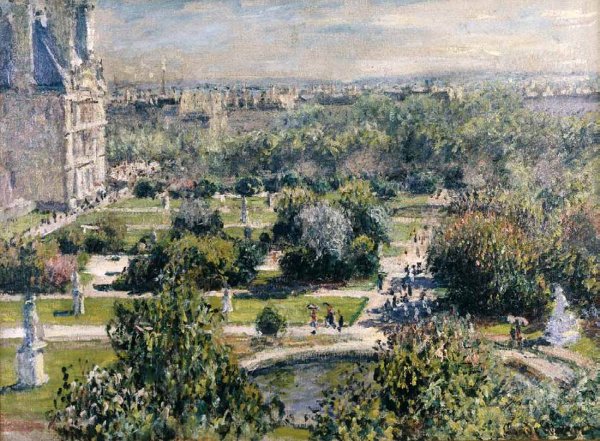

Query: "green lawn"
<box><xmin>1</xmin><ymin>210</ymin><xmax>51</xmax><ymax>240</ymax></box>
<box><xmin>212</xmin><ymin>196</ymin><xmax>277</xmax><ymax>226</ymax></box>
<box><xmin>76</xmin><ymin>211</ymin><xmax>171</xmax><ymax>227</ymax></box>
<box><xmin>479</xmin><ymin>322</ymin><xmax>543</xmax><ymax>340</ymax></box>
<box><xmin>267</xmin><ymin>427</ymin><xmax>310</xmax><ymax>440</ymax></box>
<box><xmin>0</xmin><ymin>295</ymin><xmax>367</xmax><ymax>328</ymax></box>
<box><xmin>224</xmin><ymin>225</ymin><xmax>271</xmax><ymax>240</ymax></box>
<box><xmin>568</xmin><ymin>336</ymin><xmax>600</xmax><ymax>363</ymax></box>
<box><xmin>388</xmin><ymin>220</ymin><xmax>421</xmax><ymax>243</ymax></box>
<box><xmin>0</xmin><ymin>298</ymin><xmax>134</xmax><ymax>328</ymax></box>
<box><xmin>0</xmin><ymin>339</ymin><xmax>116</xmax><ymax>420</ymax></box>
<box><xmin>210</xmin><ymin>295</ymin><xmax>368</xmax><ymax>326</ymax></box>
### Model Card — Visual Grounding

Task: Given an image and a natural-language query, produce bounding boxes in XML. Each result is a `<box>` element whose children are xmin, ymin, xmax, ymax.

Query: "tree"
<box><xmin>165</xmin><ymin>234</ymin><xmax>236</xmax><ymax>291</ymax></box>
<box><xmin>297</xmin><ymin>203</ymin><xmax>352</xmax><ymax>260</ymax></box>
<box><xmin>339</xmin><ymin>180</ymin><xmax>390</xmax><ymax>245</ymax></box>
<box><xmin>193</xmin><ymin>178</ymin><xmax>219</xmax><ymax>199</ymax></box>
<box><xmin>172</xmin><ymin>199</ymin><xmax>223</xmax><ymax>237</ymax></box>
<box><xmin>50</xmin><ymin>284</ymin><xmax>278</xmax><ymax>440</ymax></box>
<box><xmin>311</xmin><ymin>315</ymin><xmax>600</xmax><ymax>441</ymax></box>
<box><xmin>255</xmin><ymin>306</ymin><xmax>287</xmax><ymax>337</ymax></box>
<box><xmin>235</xmin><ymin>177</ymin><xmax>263</xmax><ymax>224</ymax></box>
<box><xmin>83</xmin><ymin>215</ymin><xmax>127</xmax><ymax>254</ymax></box>
<box><xmin>427</xmin><ymin>212</ymin><xmax>548</xmax><ymax>317</ymax></box>
<box><xmin>133</xmin><ymin>178</ymin><xmax>160</xmax><ymax>198</ymax></box>
<box><xmin>273</xmin><ymin>187</ymin><xmax>317</xmax><ymax>244</ymax></box>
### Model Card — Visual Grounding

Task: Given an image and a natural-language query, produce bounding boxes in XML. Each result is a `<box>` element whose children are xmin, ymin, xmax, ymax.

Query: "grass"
<box><xmin>108</xmin><ymin>197</ymin><xmax>183</xmax><ymax>210</ymax></box>
<box><xmin>0</xmin><ymin>295</ymin><xmax>366</xmax><ymax>328</ymax></box>
<box><xmin>568</xmin><ymin>336</ymin><xmax>600</xmax><ymax>363</ymax></box>
<box><xmin>342</xmin><ymin>274</ymin><xmax>378</xmax><ymax>291</ymax></box>
<box><xmin>267</xmin><ymin>427</ymin><xmax>310</xmax><ymax>440</ymax></box>
<box><xmin>223</xmin><ymin>225</ymin><xmax>271</xmax><ymax>240</ymax></box>
<box><xmin>0</xmin><ymin>298</ymin><xmax>134</xmax><ymax>328</ymax></box>
<box><xmin>0</xmin><ymin>339</ymin><xmax>116</xmax><ymax>420</ymax></box>
<box><xmin>213</xmin><ymin>196</ymin><xmax>277</xmax><ymax>226</ymax></box>
<box><xmin>75</xmin><ymin>211</ymin><xmax>171</xmax><ymax>227</ymax></box>
<box><xmin>209</xmin><ymin>295</ymin><xmax>368</xmax><ymax>326</ymax></box>
<box><xmin>388</xmin><ymin>220</ymin><xmax>421</xmax><ymax>243</ymax></box>
<box><xmin>1</xmin><ymin>210</ymin><xmax>52</xmax><ymax>240</ymax></box>
<box><xmin>251</xmin><ymin>269</ymin><xmax>283</xmax><ymax>287</ymax></box>
<box><xmin>381</xmin><ymin>243</ymin><xmax>406</xmax><ymax>257</ymax></box>
<box><xmin>479</xmin><ymin>322</ymin><xmax>543</xmax><ymax>340</ymax></box>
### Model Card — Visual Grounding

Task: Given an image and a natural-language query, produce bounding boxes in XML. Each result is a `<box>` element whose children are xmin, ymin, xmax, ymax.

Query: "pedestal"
<box><xmin>16</xmin><ymin>342</ymin><xmax>49</xmax><ymax>387</ymax></box>
<box><xmin>73</xmin><ymin>290</ymin><xmax>85</xmax><ymax>316</ymax></box>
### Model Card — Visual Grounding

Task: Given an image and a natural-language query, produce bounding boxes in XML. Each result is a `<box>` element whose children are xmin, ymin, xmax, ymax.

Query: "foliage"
<box><xmin>115</xmin><ymin>239</ymin><xmax>169</xmax><ymax>293</ymax></box>
<box><xmin>229</xmin><ymin>239</ymin><xmax>268</xmax><ymax>286</ymax></box>
<box><xmin>165</xmin><ymin>235</ymin><xmax>236</xmax><ymax>291</ymax></box>
<box><xmin>172</xmin><ymin>199</ymin><xmax>223</xmax><ymax>238</ymax></box>
<box><xmin>83</xmin><ymin>215</ymin><xmax>127</xmax><ymax>254</ymax></box>
<box><xmin>406</xmin><ymin>171</ymin><xmax>438</xmax><ymax>194</ymax></box>
<box><xmin>193</xmin><ymin>178</ymin><xmax>220</xmax><ymax>199</ymax></box>
<box><xmin>133</xmin><ymin>178</ymin><xmax>162</xmax><ymax>199</ymax></box>
<box><xmin>428</xmin><ymin>212</ymin><xmax>548</xmax><ymax>317</ymax></box>
<box><xmin>54</xmin><ymin>227</ymin><xmax>85</xmax><ymax>254</ymax></box>
<box><xmin>297</xmin><ymin>203</ymin><xmax>352</xmax><ymax>259</ymax></box>
<box><xmin>235</xmin><ymin>176</ymin><xmax>264</xmax><ymax>197</ymax></box>
<box><xmin>44</xmin><ymin>254</ymin><xmax>77</xmax><ymax>289</ymax></box>
<box><xmin>340</xmin><ymin>180</ymin><xmax>390</xmax><ymax>245</ymax></box>
<box><xmin>311</xmin><ymin>316</ymin><xmax>600</xmax><ymax>440</ymax></box>
<box><xmin>349</xmin><ymin>235</ymin><xmax>379</xmax><ymax>277</ymax></box>
<box><xmin>0</xmin><ymin>238</ymin><xmax>62</xmax><ymax>292</ymax></box>
<box><xmin>50</xmin><ymin>284</ymin><xmax>278</xmax><ymax>440</ymax></box>
<box><xmin>273</xmin><ymin>187</ymin><xmax>317</xmax><ymax>243</ymax></box>
<box><xmin>255</xmin><ymin>306</ymin><xmax>287</xmax><ymax>337</ymax></box>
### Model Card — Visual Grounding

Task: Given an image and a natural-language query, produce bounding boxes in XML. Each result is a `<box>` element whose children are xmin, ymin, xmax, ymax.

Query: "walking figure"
<box><xmin>337</xmin><ymin>314</ymin><xmax>344</xmax><ymax>332</ymax></box>
<box><xmin>377</xmin><ymin>272</ymin><xmax>384</xmax><ymax>293</ymax></box>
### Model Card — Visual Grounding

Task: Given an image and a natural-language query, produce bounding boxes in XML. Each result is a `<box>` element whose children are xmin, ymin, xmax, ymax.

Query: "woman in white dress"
<box><xmin>222</xmin><ymin>285</ymin><xmax>234</xmax><ymax>316</ymax></box>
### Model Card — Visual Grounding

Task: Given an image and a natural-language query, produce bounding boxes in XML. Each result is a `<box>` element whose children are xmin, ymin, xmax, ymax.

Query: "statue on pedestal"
<box><xmin>16</xmin><ymin>295</ymin><xmax>48</xmax><ymax>388</ymax></box>
<box><xmin>72</xmin><ymin>270</ymin><xmax>85</xmax><ymax>316</ymax></box>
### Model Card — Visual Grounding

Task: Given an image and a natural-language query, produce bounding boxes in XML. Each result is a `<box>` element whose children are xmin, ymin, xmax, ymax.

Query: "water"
<box><xmin>252</xmin><ymin>361</ymin><xmax>369</xmax><ymax>423</ymax></box>
<box><xmin>543</xmin><ymin>285</ymin><xmax>580</xmax><ymax>346</ymax></box>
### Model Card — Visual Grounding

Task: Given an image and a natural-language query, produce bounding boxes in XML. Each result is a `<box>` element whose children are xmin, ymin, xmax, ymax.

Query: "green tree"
<box><xmin>50</xmin><ymin>284</ymin><xmax>277</xmax><ymax>440</ymax></box>
<box><xmin>427</xmin><ymin>212</ymin><xmax>548</xmax><ymax>317</ymax></box>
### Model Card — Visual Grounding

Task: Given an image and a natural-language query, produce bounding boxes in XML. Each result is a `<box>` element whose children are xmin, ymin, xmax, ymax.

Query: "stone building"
<box><xmin>0</xmin><ymin>0</ymin><xmax>107</xmax><ymax>216</ymax></box>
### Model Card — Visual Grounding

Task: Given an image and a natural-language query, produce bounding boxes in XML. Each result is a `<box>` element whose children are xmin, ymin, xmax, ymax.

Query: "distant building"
<box><xmin>0</xmin><ymin>0</ymin><xmax>107</xmax><ymax>217</ymax></box>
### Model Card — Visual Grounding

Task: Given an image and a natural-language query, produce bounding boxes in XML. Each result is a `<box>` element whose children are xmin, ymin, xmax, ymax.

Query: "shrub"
<box><xmin>133</xmin><ymin>178</ymin><xmax>160</xmax><ymax>198</ymax></box>
<box><xmin>54</xmin><ymin>228</ymin><xmax>84</xmax><ymax>254</ymax></box>
<box><xmin>311</xmin><ymin>315</ymin><xmax>600</xmax><ymax>440</ymax></box>
<box><xmin>349</xmin><ymin>235</ymin><xmax>379</xmax><ymax>277</ymax></box>
<box><xmin>51</xmin><ymin>285</ymin><xmax>278</xmax><ymax>440</ymax></box>
<box><xmin>428</xmin><ymin>212</ymin><xmax>548</xmax><ymax>317</ymax></box>
<box><xmin>406</xmin><ymin>171</ymin><xmax>438</xmax><ymax>194</ymax></box>
<box><xmin>281</xmin><ymin>170</ymin><xmax>302</xmax><ymax>188</ymax></box>
<box><xmin>165</xmin><ymin>234</ymin><xmax>236</xmax><ymax>291</ymax></box>
<box><xmin>193</xmin><ymin>178</ymin><xmax>219</xmax><ymax>198</ymax></box>
<box><xmin>255</xmin><ymin>306</ymin><xmax>287</xmax><ymax>336</ymax></box>
<box><xmin>44</xmin><ymin>254</ymin><xmax>77</xmax><ymax>290</ymax></box>
<box><xmin>229</xmin><ymin>239</ymin><xmax>267</xmax><ymax>286</ymax></box>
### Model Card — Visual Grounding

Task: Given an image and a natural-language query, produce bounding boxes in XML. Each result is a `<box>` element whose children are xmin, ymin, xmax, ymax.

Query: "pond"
<box><xmin>252</xmin><ymin>360</ymin><xmax>373</xmax><ymax>424</ymax></box>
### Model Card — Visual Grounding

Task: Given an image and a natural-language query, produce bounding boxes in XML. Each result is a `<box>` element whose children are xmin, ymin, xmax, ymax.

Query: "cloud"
<box><xmin>94</xmin><ymin>0</ymin><xmax>599</xmax><ymax>81</ymax></box>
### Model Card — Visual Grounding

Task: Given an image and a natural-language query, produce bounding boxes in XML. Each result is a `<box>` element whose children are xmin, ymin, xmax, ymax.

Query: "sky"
<box><xmin>94</xmin><ymin>0</ymin><xmax>600</xmax><ymax>83</ymax></box>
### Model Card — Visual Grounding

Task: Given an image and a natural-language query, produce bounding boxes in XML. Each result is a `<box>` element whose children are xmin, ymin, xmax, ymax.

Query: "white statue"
<box><xmin>72</xmin><ymin>270</ymin><xmax>85</xmax><ymax>316</ymax></box>
<box><xmin>16</xmin><ymin>296</ymin><xmax>48</xmax><ymax>387</ymax></box>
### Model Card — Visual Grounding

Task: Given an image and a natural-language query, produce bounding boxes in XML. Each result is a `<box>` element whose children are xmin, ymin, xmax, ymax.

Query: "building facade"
<box><xmin>0</xmin><ymin>0</ymin><xmax>106</xmax><ymax>215</ymax></box>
